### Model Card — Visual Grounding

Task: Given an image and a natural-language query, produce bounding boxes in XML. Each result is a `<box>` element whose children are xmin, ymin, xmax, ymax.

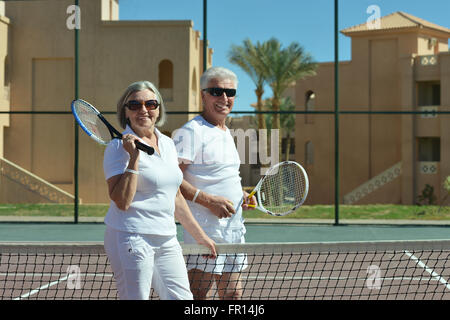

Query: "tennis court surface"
<box><xmin>1</xmin><ymin>240</ymin><xmax>449</xmax><ymax>300</ymax></box>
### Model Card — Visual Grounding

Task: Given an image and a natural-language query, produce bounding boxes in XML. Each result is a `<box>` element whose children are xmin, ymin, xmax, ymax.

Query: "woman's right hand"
<box><xmin>122</xmin><ymin>134</ymin><xmax>140</xmax><ymax>158</ymax></box>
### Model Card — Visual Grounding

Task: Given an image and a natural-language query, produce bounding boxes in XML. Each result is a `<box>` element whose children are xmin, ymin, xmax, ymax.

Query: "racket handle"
<box><xmin>135</xmin><ymin>141</ymin><xmax>155</xmax><ymax>155</ymax></box>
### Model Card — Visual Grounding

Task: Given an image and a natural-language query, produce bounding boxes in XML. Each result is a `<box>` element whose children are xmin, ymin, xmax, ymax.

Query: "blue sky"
<box><xmin>120</xmin><ymin>0</ymin><xmax>450</xmax><ymax>113</ymax></box>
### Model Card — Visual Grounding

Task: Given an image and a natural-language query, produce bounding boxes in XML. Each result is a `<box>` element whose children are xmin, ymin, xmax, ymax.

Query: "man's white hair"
<box><xmin>200</xmin><ymin>67</ymin><xmax>238</xmax><ymax>89</ymax></box>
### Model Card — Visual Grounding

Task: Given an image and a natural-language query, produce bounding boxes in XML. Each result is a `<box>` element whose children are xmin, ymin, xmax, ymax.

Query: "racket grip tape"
<box><xmin>135</xmin><ymin>141</ymin><xmax>155</xmax><ymax>155</ymax></box>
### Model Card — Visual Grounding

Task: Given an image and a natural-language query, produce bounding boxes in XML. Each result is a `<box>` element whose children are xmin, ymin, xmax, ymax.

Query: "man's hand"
<box><xmin>242</xmin><ymin>191</ymin><xmax>257</xmax><ymax>210</ymax></box>
<box><xmin>204</xmin><ymin>195</ymin><xmax>236</xmax><ymax>219</ymax></box>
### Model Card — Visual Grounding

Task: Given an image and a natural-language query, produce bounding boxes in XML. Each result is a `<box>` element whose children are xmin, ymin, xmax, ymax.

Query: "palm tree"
<box><xmin>228</xmin><ymin>39</ymin><xmax>268</xmax><ymax>130</ymax></box>
<box><xmin>256</xmin><ymin>38</ymin><xmax>317</xmax><ymax>158</ymax></box>
<box><xmin>264</xmin><ymin>96</ymin><xmax>296</xmax><ymax>161</ymax></box>
<box><xmin>259</xmin><ymin>38</ymin><xmax>317</xmax><ymax>130</ymax></box>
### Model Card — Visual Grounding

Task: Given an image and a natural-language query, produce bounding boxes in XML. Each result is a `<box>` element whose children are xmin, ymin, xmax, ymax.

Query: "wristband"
<box><xmin>192</xmin><ymin>189</ymin><xmax>201</xmax><ymax>203</ymax></box>
<box><xmin>125</xmin><ymin>168</ymin><xmax>139</xmax><ymax>175</ymax></box>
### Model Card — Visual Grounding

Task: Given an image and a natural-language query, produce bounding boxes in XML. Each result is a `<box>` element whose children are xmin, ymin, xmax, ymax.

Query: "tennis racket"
<box><xmin>71</xmin><ymin>99</ymin><xmax>154</xmax><ymax>155</ymax></box>
<box><xmin>239</xmin><ymin>161</ymin><xmax>309</xmax><ymax>216</ymax></box>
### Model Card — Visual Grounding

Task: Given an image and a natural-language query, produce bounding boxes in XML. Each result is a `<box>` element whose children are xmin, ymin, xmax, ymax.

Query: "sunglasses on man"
<box><xmin>202</xmin><ymin>87</ymin><xmax>237</xmax><ymax>97</ymax></box>
<box><xmin>125</xmin><ymin>100</ymin><xmax>160</xmax><ymax>111</ymax></box>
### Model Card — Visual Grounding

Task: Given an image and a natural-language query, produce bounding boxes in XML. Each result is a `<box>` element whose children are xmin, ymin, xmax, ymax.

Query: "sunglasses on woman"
<box><xmin>125</xmin><ymin>100</ymin><xmax>160</xmax><ymax>111</ymax></box>
<box><xmin>202</xmin><ymin>87</ymin><xmax>237</xmax><ymax>97</ymax></box>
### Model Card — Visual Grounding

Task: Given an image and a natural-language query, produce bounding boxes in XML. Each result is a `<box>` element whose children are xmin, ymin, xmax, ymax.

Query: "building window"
<box><xmin>191</xmin><ymin>68</ymin><xmax>197</xmax><ymax>102</ymax></box>
<box><xmin>418</xmin><ymin>82</ymin><xmax>440</xmax><ymax>106</ymax></box>
<box><xmin>305</xmin><ymin>141</ymin><xmax>314</xmax><ymax>165</ymax></box>
<box><xmin>159</xmin><ymin>59</ymin><xmax>173</xmax><ymax>101</ymax></box>
<box><xmin>305</xmin><ymin>91</ymin><xmax>315</xmax><ymax>124</ymax></box>
<box><xmin>4</xmin><ymin>55</ymin><xmax>9</xmax><ymax>86</ymax></box>
<box><xmin>417</xmin><ymin>137</ymin><xmax>440</xmax><ymax>161</ymax></box>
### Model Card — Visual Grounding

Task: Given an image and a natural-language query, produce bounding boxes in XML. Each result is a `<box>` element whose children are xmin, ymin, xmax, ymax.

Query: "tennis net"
<box><xmin>1</xmin><ymin>240</ymin><xmax>449</xmax><ymax>300</ymax></box>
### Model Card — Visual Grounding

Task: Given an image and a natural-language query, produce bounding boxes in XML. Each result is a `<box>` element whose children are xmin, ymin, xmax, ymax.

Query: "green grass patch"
<box><xmin>0</xmin><ymin>204</ymin><xmax>108</xmax><ymax>217</ymax></box>
<box><xmin>243</xmin><ymin>204</ymin><xmax>450</xmax><ymax>220</ymax></box>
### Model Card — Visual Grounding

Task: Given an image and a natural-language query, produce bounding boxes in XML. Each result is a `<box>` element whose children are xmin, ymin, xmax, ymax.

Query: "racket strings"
<box><xmin>259</xmin><ymin>163</ymin><xmax>307</xmax><ymax>215</ymax></box>
<box><xmin>73</xmin><ymin>101</ymin><xmax>112</xmax><ymax>143</ymax></box>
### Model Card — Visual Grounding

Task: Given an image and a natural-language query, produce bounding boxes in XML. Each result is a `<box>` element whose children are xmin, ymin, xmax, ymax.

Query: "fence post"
<box><xmin>334</xmin><ymin>0</ymin><xmax>340</xmax><ymax>225</ymax></box>
<box><xmin>74</xmin><ymin>0</ymin><xmax>80</xmax><ymax>224</ymax></box>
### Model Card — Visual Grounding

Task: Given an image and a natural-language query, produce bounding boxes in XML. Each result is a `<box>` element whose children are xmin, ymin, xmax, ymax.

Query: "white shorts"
<box><xmin>104</xmin><ymin>227</ymin><xmax>193</xmax><ymax>300</ymax></box>
<box><xmin>183</xmin><ymin>228</ymin><xmax>248</xmax><ymax>275</ymax></box>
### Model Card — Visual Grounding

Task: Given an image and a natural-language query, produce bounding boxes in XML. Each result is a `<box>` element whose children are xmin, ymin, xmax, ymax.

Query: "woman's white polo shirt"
<box><xmin>103</xmin><ymin>126</ymin><xmax>182</xmax><ymax>235</ymax></box>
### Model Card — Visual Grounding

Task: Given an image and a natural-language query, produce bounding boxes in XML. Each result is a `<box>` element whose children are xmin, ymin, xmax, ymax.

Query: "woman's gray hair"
<box><xmin>200</xmin><ymin>67</ymin><xmax>238</xmax><ymax>90</ymax></box>
<box><xmin>117</xmin><ymin>81</ymin><xmax>166</xmax><ymax>129</ymax></box>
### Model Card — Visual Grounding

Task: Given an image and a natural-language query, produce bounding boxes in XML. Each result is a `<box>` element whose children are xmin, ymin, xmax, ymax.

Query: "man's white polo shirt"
<box><xmin>173</xmin><ymin>115</ymin><xmax>245</xmax><ymax>232</ymax></box>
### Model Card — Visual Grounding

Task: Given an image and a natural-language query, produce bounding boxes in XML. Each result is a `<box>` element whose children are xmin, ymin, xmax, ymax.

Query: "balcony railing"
<box><xmin>418</xmin><ymin>106</ymin><xmax>439</xmax><ymax>118</ymax></box>
<box><xmin>419</xmin><ymin>55</ymin><xmax>438</xmax><ymax>66</ymax></box>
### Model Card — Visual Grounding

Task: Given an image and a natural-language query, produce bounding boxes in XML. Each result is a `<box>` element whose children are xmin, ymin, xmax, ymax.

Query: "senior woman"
<box><xmin>103</xmin><ymin>80</ymin><xmax>216</xmax><ymax>300</ymax></box>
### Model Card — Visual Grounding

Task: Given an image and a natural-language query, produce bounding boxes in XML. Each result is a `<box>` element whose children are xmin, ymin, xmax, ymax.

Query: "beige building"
<box><xmin>2</xmin><ymin>5</ymin><xmax>449</xmax><ymax>207</ymax></box>
<box><xmin>0</xmin><ymin>0</ymin><xmax>211</xmax><ymax>203</ymax></box>
<box><xmin>293</xmin><ymin>12</ymin><xmax>450</xmax><ymax>205</ymax></box>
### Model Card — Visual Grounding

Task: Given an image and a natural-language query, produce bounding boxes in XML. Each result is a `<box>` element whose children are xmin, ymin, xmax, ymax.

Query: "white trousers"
<box><xmin>104</xmin><ymin>227</ymin><xmax>193</xmax><ymax>300</ymax></box>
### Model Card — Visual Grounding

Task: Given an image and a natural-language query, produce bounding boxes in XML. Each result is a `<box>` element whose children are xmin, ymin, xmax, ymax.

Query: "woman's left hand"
<box><xmin>198</xmin><ymin>236</ymin><xmax>217</xmax><ymax>259</ymax></box>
